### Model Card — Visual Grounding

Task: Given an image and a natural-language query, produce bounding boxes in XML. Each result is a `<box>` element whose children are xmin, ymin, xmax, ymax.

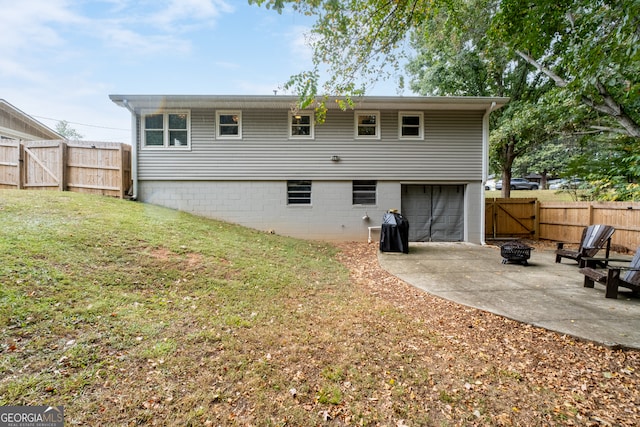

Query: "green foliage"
<box><xmin>55</xmin><ymin>120</ymin><xmax>83</xmax><ymax>140</ymax></box>
<box><xmin>407</xmin><ymin>0</ymin><xmax>640</xmax><ymax>198</ymax></box>
<box><xmin>251</xmin><ymin>0</ymin><xmax>445</xmax><ymax>114</ymax></box>
<box><xmin>565</xmin><ymin>134</ymin><xmax>640</xmax><ymax>201</ymax></box>
<box><xmin>492</xmin><ymin>0</ymin><xmax>640</xmax><ymax>137</ymax></box>
<box><xmin>406</xmin><ymin>0</ymin><xmax>507</xmax><ymax>97</ymax></box>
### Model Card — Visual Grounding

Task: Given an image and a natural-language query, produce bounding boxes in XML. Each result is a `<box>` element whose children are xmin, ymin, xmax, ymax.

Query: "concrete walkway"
<box><xmin>378</xmin><ymin>242</ymin><xmax>640</xmax><ymax>349</ymax></box>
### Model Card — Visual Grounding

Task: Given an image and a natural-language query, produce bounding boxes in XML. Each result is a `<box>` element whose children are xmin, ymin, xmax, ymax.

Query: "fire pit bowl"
<box><xmin>500</xmin><ymin>242</ymin><xmax>534</xmax><ymax>266</ymax></box>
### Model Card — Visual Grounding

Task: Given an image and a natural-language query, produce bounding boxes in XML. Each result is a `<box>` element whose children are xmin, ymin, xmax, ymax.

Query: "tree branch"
<box><xmin>582</xmin><ymin>80</ymin><xmax>640</xmax><ymax>138</ymax></box>
<box><xmin>515</xmin><ymin>50</ymin><xmax>568</xmax><ymax>87</ymax></box>
<box><xmin>516</xmin><ymin>50</ymin><xmax>639</xmax><ymax>137</ymax></box>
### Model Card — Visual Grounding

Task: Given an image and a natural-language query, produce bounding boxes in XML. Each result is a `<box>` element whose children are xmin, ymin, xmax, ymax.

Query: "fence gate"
<box><xmin>486</xmin><ymin>198</ymin><xmax>537</xmax><ymax>239</ymax></box>
<box><xmin>23</xmin><ymin>141</ymin><xmax>63</xmax><ymax>190</ymax></box>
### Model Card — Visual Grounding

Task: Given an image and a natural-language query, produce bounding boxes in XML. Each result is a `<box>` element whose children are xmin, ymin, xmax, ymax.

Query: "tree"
<box><xmin>564</xmin><ymin>133</ymin><xmax>640</xmax><ymax>200</ymax></box>
<box><xmin>405</xmin><ymin>0</ymin><xmax>508</xmax><ymax>97</ymax></box>
<box><xmin>512</xmin><ymin>139</ymin><xmax>575</xmax><ymax>187</ymax></box>
<box><xmin>492</xmin><ymin>0</ymin><xmax>640</xmax><ymax>200</ymax></box>
<box><xmin>55</xmin><ymin>120</ymin><xmax>83</xmax><ymax>140</ymax></box>
<box><xmin>248</xmin><ymin>0</ymin><xmax>442</xmax><ymax>110</ymax></box>
<box><xmin>405</xmin><ymin>0</ymin><xmax>558</xmax><ymax>197</ymax></box>
<box><xmin>489</xmin><ymin>99</ymin><xmax>562</xmax><ymax>195</ymax></box>
<box><xmin>492</xmin><ymin>0</ymin><xmax>640</xmax><ymax>138</ymax></box>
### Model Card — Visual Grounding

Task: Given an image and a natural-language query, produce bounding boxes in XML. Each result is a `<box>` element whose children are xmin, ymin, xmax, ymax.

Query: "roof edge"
<box><xmin>109</xmin><ymin>94</ymin><xmax>509</xmax><ymax>112</ymax></box>
<box><xmin>0</xmin><ymin>99</ymin><xmax>64</xmax><ymax>140</ymax></box>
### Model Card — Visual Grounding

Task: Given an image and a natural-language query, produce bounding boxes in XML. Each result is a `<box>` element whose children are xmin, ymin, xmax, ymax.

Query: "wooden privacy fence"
<box><xmin>0</xmin><ymin>139</ymin><xmax>131</xmax><ymax>198</ymax></box>
<box><xmin>486</xmin><ymin>198</ymin><xmax>640</xmax><ymax>251</ymax></box>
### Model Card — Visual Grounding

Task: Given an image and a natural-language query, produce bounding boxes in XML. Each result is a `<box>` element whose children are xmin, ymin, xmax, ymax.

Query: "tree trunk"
<box><xmin>540</xmin><ymin>170</ymin><xmax>549</xmax><ymax>189</ymax></box>
<box><xmin>500</xmin><ymin>138</ymin><xmax>517</xmax><ymax>198</ymax></box>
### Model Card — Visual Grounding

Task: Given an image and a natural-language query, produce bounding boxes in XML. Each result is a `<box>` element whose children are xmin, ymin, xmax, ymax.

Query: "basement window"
<box><xmin>287</xmin><ymin>180</ymin><xmax>311</xmax><ymax>205</ymax></box>
<box><xmin>353</xmin><ymin>180</ymin><xmax>377</xmax><ymax>205</ymax></box>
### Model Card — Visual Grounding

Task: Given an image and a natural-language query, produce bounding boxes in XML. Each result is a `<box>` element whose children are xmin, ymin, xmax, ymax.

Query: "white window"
<box><xmin>399</xmin><ymin>111</ymin><xmax>424</xmax><ymax>139</ymax></box>
<box><xmin>287</xmin><ymin>180</ymin><xmax>311</xmax><ymax>205</ymax></box>
<box><xmin>353</xmin><ymin>180</ymin><xmax>377</xmax><ymax>205</ymax></box>
<box><xmin>142</xmin><ymin>111</ymin><xmax>190</xmax><ymax>149</ymax></box>
<box><xmin>289</xmin><ymin>112</ymin><xmax>314</xmax><ymax>139</ymax></box>
<box><xmin>355</xmin><ymin>111</ymin><xmax>380</xmax><ymax>139</ymax></box>
<box><xmin>216</xmin><ymin>111</ymin><xmax>242</xmax><ymax>139</ymax></box>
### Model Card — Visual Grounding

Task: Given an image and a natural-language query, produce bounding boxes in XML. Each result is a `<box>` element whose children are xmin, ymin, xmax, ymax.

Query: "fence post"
<box><xmin>119</xmin><ymin>143</ymin><xmax>125</xmax><ymax>199</ymax></box>
<box><xmin>59</xmin><ymin>141</ymin><xmax>67</xmax><ymax>192</ymax></box>
<box><xmin>17</xmin><ymin>141</ymin><xmax>24</xmax><ymax>189</ymax></box>
<box><xmin>588</xmin><ymin>203</ymin><xmax>594</xmax><ymax>225</ymax></box>
<box><xmin>534</xmin><ymin>199</ymin><xmax>540</xmax><ymax>239</ymax></box>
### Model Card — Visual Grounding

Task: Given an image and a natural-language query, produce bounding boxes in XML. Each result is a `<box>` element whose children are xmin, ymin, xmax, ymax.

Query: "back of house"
<box><xmin>110</xmin><ymin>95</ymin><xmax>506</xmax><ymax>243</ymax></box>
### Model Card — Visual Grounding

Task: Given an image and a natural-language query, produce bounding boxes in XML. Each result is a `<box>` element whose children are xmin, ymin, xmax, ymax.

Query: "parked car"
<box><xmin>484</xmin><ymin>179</ymin><xmax>496</xmax><ymax>190</ymax></box>
<box><xmin>546</xmin><ymin>178</ymin><xmax>563</xmax><ymax>189</ymax></box>
<box><xmin>549</xmin><ymin>178</ymin><xmax>586</xmax><ymax>190</ymax></box>
<box><xmin>495</xmin><ymin>178</ymin><xmax>539</xmax><ymax>190</ymax></box>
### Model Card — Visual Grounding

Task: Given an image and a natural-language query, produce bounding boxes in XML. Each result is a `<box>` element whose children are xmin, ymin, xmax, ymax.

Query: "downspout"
<box><xmin>481</xmin><ymin>101</ymin><xmax>497</xmax><ymax>245</ymax></box>
<box><xmin>122</xmin><ymin>99</ymin><xmax>138</xmax><ymax>201</ymax></box>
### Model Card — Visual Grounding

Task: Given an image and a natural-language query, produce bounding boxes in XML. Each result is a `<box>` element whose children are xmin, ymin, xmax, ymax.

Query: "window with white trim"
<box><xmin>289</xmin><ymin>112</ymin><xmax>314</xmax><ymax>139</ymax></box>
<box><xmin>142</xmin><ymin>111</ymin><xmax>190</xmax><ymax>148</ymax></box>
<box><xmin>352</xmin><ymin>180</ymin><xmax>377</xmax><ymax>205</ymax></box>
<box><xmin>355</xmin><ymin>111</ymin><xmax>380</xmax><ymax>139</ymax></box>
<box><xmin>399</xmin><ymin>111</ymin><xmax>424</xmax><ymax>139</ymax></box>
<box><xmin>216</xmin><ymin>111</ymin><xmax>242</xmax><ymax>139</ymax></box>
<box><xmin>287</xmin><ymin>180</ymin><xmax>311</xmax><ymax>205</ymax></box>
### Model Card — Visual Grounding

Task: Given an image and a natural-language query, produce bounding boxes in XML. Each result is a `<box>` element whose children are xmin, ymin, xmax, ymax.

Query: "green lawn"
<box><xmin>485</xmin><ymin>189</ymin><xmax>578</xmax><ymax>202</ymax></box>
<box><xmin>0</xmin><ymin>190</ymin><xmax>350</xmax><ymax>425</ymax></box>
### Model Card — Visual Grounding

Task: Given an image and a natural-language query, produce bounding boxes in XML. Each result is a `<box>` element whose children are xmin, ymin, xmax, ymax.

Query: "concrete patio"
<box><xmin>378</xmin><ymin>242</ymin><xmax>640</xmax><ymax>349</ymax></box>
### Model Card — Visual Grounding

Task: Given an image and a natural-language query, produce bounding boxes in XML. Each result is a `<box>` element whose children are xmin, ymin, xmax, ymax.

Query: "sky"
<box><xmin>1</xmin><ymin>0</ymin><xmax>411</xmax><ymax>142</ymax></box>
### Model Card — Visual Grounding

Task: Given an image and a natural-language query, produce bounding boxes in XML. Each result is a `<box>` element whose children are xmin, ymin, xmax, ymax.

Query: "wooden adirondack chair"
<box><xmin>579</xmin><ymin>247</ymin><xmax>640</xmax><ymax>298</ymax></box>
<box><xmin>555</xmin><ymin>224</ymin><xmax>615</xmax><ymax>266</ymax></box>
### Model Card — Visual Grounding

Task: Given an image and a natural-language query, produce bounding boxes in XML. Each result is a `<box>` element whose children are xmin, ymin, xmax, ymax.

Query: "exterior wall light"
<box><xmin>331</xmin><ymin>155</ymin><xmax>340</xmax><ymax>162</ymax></box>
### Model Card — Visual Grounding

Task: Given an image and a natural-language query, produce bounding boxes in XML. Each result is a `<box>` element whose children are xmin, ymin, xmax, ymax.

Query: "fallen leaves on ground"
<box><xmin>334</xmin><ymin>241</ymin><xmax>640</xmax><ymax>426</ymax></box>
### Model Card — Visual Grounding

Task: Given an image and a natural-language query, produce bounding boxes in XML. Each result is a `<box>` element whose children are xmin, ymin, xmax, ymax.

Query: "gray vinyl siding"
<box><xmin>136</xmin><ymin>109</ymin><xmax>483</xmax><ymax>181</ymax></box>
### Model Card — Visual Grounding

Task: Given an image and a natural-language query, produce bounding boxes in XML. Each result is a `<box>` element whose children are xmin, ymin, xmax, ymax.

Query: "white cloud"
<box><xmin>0</xmin><ymin>0</ymin><xmax>237</xmax><ymax>66</ymax></box>
<box><xmin>148</xmin><ymin>0</ymin><xmax>234</xmax><ymax>29</ymax></box>
<box><xmin>101</xmin><ymin>27</ymin><xmax>192</xmax><ymax>55</ymax></box>
<box><xmin>286</xmin><ymin>25</ymin><xmax>314</xmax><ymax>70</ymax></box>
<box><xmin>0</xmin><ymin>2</ymin><xmax>76</xmax><ymax>82</ymax></box>
<box><xmin>94</xmin><ymin>0</ymin><xmax>236</xmax><ymax>56</ymax></box>
<box><xmin>0</xmin><ymin>0</ymin><xmax>84</xmax><ymax>52</ymax></box>
<box><xmin>0</xmin><ymin>57</ymin><xmax>48</xmax><ymax>83</ymax></box>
